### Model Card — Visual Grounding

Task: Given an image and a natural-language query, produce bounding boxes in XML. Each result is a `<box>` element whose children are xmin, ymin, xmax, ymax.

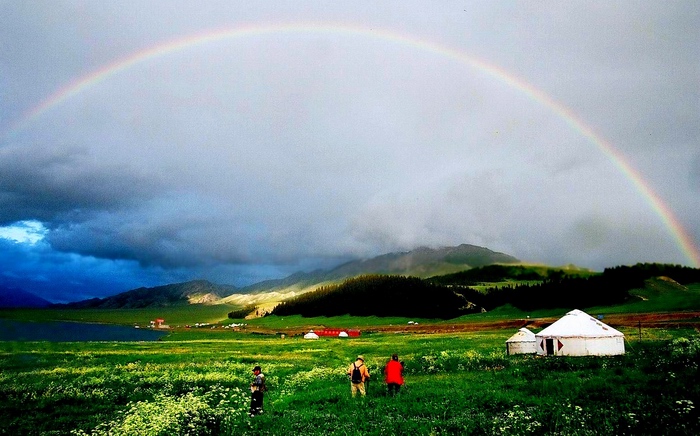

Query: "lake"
<box><xmin>0</xmin><ymin>319</ymin><xmax>168</xmax><ymax>342</ymax></box>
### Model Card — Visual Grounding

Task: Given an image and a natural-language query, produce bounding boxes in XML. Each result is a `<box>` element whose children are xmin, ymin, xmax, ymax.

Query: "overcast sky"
<box><xmin>1</xmin><ymin>1</ymin><xmax>698</xmax><ymax>302</ymax></box>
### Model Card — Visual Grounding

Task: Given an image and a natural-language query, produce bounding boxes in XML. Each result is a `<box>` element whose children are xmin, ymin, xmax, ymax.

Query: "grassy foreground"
<box><xmin>1</xmin><ymin>327</ymin><xmax>699</xmax><ymax>435</ymax></box>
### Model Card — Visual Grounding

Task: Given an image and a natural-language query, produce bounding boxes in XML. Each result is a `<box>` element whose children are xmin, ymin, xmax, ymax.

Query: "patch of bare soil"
<box><xmin>600</xmin><ymin>311</ymin><xmax>700</xmax><ymax>329</ymax></box>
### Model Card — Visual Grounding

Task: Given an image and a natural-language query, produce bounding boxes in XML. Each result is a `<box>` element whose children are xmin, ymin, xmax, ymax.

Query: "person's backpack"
<box><xmin>351</xmin><ymin>363</ymin><xmax>363</xmax><ymax>384</ymax></box>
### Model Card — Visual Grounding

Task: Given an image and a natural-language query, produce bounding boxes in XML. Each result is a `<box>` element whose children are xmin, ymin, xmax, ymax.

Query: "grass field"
<box><xmin>1</xmin><ymin>282</ymin><xmax>699</xmax><ymax>434</ymax></box>
<box><xmin>1</xmin><ymin>327</ymin><xmax>698</xmax><ymax>435</ymax></box>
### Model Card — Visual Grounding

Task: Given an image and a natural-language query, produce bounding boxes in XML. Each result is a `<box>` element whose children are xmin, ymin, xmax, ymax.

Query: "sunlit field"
<box><xmin>1</xmin><ymin>327</ymin><xmax>698</xmax><ymax>435</ymax></box>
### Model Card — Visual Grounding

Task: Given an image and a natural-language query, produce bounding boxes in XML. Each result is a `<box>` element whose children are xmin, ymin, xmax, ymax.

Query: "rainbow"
<box><xmin>4</xmin><ymin>23</ymin><xmax>699</xmax><ymax>267</ymax></box>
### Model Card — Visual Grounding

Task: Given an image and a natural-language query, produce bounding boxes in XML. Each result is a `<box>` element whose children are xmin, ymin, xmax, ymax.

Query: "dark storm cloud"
<box><xmin>0</xmin><ymin>2</ymin><xmax>698</xmax><ymax>301</ymax></box>
<box><xmin>0</xmin><ymin>143</ymin><xmax>164</xmax><ymax>225</ymax></box>
<box><xmin>44</xmin><ymin>203</ymin><xmax>256</xmax><ymax>268</ymax></box>
<box><xmin>0</xmin><ymin>237</ymin><xmax>155</xmax><ymax>302</ymax></box>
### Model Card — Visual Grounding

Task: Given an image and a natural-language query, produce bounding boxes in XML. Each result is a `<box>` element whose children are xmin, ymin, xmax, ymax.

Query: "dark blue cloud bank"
<box><xmin>0</xmin><ymin>239</ymin><xmax>285</xmax><ymax>304</ymax></box>
<box><xmin>0</xmin><ymin>237</ymin><xmax>160</xmax><ymax>303</ymax></box>
<box><xmin>0</xmin><ymin>224</ymin><xmax>338</xmax><ymax>303</ymax></box>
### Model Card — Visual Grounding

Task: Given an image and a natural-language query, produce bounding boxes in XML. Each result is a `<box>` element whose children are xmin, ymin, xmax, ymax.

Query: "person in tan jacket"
<box><xmin>347</xmin><ymin>355</ymin><xmax>370</xmax><ymax>397</ymax></box>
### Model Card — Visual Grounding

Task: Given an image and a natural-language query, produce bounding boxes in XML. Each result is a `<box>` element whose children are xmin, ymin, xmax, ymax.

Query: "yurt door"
<box><xmin>545</xmin><ymin>338</ymin><xmax>555</xmax><ymax>355</ymax></box>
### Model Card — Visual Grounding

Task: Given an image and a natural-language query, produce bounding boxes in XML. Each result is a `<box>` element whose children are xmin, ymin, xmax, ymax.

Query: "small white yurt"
<box><xmin>505</xmin><ymin>327</ymin><xmax>537</xmax><ymax>355</ymax></box>
<box><xmin>338</xmin><ymin>331</ymin><xmax>349</xmax><ymax>338</ymax></box>
<box><xmin>303</xmin><ymin>330</ymin><xmax>319</xmax><ymax>340</ymax></box>
<box><xmin>536</xmin><ymin>309</ymin><xmax>625</xmax><ymax>356</ymax></box>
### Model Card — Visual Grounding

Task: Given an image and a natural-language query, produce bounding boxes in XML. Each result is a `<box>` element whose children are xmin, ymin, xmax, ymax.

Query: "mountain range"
<box><xmin>3</xmin><ymin>244</ymin><xmax>518</xmax><ymax>309</ymax></box>
<box><xmin>237</xmin><ymin>244</ymin><xmax>518</xmax><ymax>293</ymax></box>
<box><xmin>55</xmin><ymin>280</ymin><xmax>238</xmax><ymax>309</ymax></box>
<box><xmin>220</xmin><ymin>244</ymin><xmax>519</xmax><ymax>307</ymax></box>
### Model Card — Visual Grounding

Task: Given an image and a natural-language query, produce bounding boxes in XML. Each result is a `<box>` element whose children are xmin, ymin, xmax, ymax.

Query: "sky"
<box><xmin>1</xmin><ymin>1</ymin><xmax>698</xmax><ymax>303</ymax></box>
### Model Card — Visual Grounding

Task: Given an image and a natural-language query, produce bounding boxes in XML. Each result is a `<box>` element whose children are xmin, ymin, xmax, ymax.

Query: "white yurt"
<box><xmin>338</xmin><ymin>331</ymin><xmax>349</xmax><ymax>338</ymax></box>
<box><xmin>303</xmin><ymin>330</ymin><xmax>319</xmax><ymax>340</ymax></box>
<box><xmin>535</xmin><ymin>309</ymin><xmax>625</xmax><ymax>356</ymax></box>
<box><xmin>505</xmin><ymin>327</ymin><xmax>537</xmax><ymax>355</ymax></box>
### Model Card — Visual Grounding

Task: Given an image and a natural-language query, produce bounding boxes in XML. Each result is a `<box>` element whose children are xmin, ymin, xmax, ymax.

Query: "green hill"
<box><xmin>616</xmin><ymin>277</ymin><xmax>700</xmax><ymax>313</ymax></box>
<box><xmin>448</xmin><ymin>263</ymin><xmax>700</xmax><ymax>313</ymax></box>
<box><xmin>269</xmin><ymin>263</ymin><xmax>700</xmax><ymax>320</ymax></box>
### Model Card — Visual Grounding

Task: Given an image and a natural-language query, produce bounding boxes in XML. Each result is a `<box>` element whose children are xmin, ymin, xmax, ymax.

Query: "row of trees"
<box><xmin>228</xmin><ymin>304</ymin><xmax>256</xmax><ymax>319</ymax></box>
<box><xmin>452</xmin><ymin>263</ymin><xmax>700</xmax><ymax>312</ymax></box>
<box><xmin>428</xmin><ymin>264</ymin><xmax>599</xmax><ymax>286</ymax></box>
<box><xmin>271</xmin><ymin>275</ymin><xmax>478</xmax><ymax>319</ymax></box>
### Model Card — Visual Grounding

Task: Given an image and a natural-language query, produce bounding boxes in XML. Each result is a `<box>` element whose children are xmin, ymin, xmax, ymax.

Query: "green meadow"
<box><xmin>1</xmin><ymin>327</ymin><xmax>699</xmax><ymax>435</ymax></box>
<box><xmin>2</xmin><ymin>279</ymin><xmax>700</xmax><ymax>435</ymax></box>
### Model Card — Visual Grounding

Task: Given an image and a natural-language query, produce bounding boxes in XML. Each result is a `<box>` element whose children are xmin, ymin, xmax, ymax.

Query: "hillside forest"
<box><xmin>260</xmin><ymin>263</ymin><xmax>700</xmax><ymax>319</ymax></box>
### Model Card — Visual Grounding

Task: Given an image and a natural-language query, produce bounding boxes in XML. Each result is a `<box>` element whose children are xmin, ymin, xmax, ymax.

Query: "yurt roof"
<box><xmin>537</xmin><ymin>309</ymin><xmax>623</xmax><ymax>338</ymax></box>
<box><xmin>506</xmin><ymin>327</ymin><xmax>536</xmax><ymax>343</ymax></box>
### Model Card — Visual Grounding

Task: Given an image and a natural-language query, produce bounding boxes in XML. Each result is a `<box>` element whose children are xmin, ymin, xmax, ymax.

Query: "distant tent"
<box><xmin>303</xmin><ymin>330</ymin><xmax>319</xmax><ymax>340</ymax></box>
<box><xmin>505</xmin><ymin>327</ymin><xmax>537</xmax><ymax>355</ymax></box>
<box><xmin>536</xmin><ymin>309</ymin><xmax>625</xmax><ymax>356</ymax></box>
<box><xmin>338</xmin><ymin>331</ymin><xmax>349</xmax><ymax>338</ymax></box>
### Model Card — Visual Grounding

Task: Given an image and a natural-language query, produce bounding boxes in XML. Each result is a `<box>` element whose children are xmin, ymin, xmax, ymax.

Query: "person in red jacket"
<box><xmin>384</xmin><ymin>353</ymin><xmax>404</xmax><ymax>396</ymax></box>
